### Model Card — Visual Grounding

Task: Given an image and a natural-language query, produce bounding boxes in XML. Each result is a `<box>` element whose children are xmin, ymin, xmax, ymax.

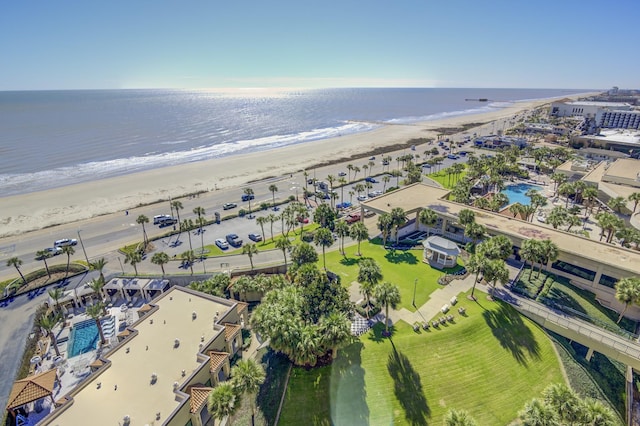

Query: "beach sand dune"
<box><xmin>0</xmin><ymin>98</ymin><xmax>563</xmax><ymax>237</ymax></box>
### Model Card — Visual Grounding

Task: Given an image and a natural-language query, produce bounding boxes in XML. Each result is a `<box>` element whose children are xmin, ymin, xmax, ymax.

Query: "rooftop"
<box><xmin>563</xmin><ymin>101</ymin><xmax>631</xmax><ymax>108</ymax></box>
<box><xmin>603</xmin><ymin>158</ymin><xmax>640</xmax><ymax>181</ymax></box>
<box><xmin>44</xmin><ymin>286</ymin><xmax>236</xmax><ymax>426</ymax></box>
<box><xmin>362</xmin><ymin>183</ymin><xmax>640</xmax><ymax>276</ymax></box>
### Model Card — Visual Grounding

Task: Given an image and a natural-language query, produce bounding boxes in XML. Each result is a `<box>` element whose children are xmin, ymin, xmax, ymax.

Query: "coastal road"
<box><xmin>0</xmin><ymin>127</ymin><xmax>493</xmax><ymax>283</ymax></box>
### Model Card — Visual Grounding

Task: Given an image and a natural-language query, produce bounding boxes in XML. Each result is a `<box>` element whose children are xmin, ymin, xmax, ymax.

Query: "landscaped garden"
<box><xmin>514</xmin><ymin>267</ymin><xmax>637</xmax><ymax>336</ymax></box>
<box><xmin>278</xmin><ymin>291</ymin><xmax>565</xmax><ymax>425</ymax></box>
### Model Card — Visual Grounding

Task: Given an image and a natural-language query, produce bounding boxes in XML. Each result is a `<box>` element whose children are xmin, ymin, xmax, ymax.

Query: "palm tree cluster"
<box><xmin>614</xmin><ymin>276</ymin><xmax>640</xmax><ymax>324</ymax></box>
<box><xmin>519</xmin><ymin>238</ymin><xmax>560</xmax><ymax>281</ymax></box>
<box><xmin>250</xmin><ymin>261</ymin><xmax>352</xmax><ymax>367</ymax></box>
<box><xmin>518</xmin><ymin>382</ymin><xmax>616</xmax><ymax>426</ymax></box>
<box><xmin>207</xmin><ymin>359</ymin><xmax>266</xmax><ymax>426</ymax></box>
<box><xmin>189</xmin><ymin>274</ymin><xmax>232</xmax><ymax>297</ymax></box>
<box><xmin>595</xmin><ymin>211</ymin><xmax>640</xmax><ymax>248</ymax></box>
<box><xmin>356</xmin><ymin>258</ymin><xmax>401</xmax><ymax>335</ymax></box>
<box><xmin>465</xmin><ymin>235</ymin><xmax>514</xmax><ymax>299</ymax></box>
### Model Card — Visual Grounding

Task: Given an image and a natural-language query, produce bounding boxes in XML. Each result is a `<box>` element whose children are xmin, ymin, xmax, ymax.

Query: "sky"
<box><xmin>1</xmin><ymin>0</ymin><xmax>638</xmax><ymax>90</ymax></box>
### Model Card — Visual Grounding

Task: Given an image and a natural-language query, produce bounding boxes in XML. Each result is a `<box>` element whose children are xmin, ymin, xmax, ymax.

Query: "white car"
<box><xmin>215</xmin><ymin>238</ymin><xmax>229</xmax><ymax>249</ymax></box>
<box><xmin>357</xmin><ymin>195</ymin><xmax>368</xmax><ymax>202</ymax></box>
<box><xmin>54</xmin><ymin>238</ymin><xmax>77</xmax><ymax>247</ymax></box>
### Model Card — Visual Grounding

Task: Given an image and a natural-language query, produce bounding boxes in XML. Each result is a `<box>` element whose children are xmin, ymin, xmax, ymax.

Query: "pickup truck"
<box><xmin>345</xmin><ymin>213</ymin><xmax>361</xmax><ymax>224</ymax></box>
<box><xmin>226</xmin><ymin>233</ymin><xmax>243</xmax><ymax>247</ymax></box>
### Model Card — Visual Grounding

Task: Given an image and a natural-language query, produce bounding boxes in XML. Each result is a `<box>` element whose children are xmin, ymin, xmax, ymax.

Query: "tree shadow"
<box><xmin>546</xmin><ymin>285</ymin><xmax>588</xmax><ymax>315</ymax></box>
<box><xmin>340</xmin><ymin>257</ymin><xmax>359</xmax><ymax>266</ymax></box>
<box><xmin>367</xmin><ymin>322</ymin><xmax>396</xmax><ymax>343</ymax></box>
<box><xmin>330</xmin><ymin>342</ymin><xmax>370</xmax><ymax>425</ymax></box>
<box><xmin>384</xmin><ymin>250</ymin><xmax>418</xmax><ymax>265</ymax></box>
<box><xmin>387</xmin><ymin>341</ymin><xmax>430</xmax><ymax>425</ymax></box>
<box><xmin>482</xmin><ymin>302</ymin><xmax>540</xmax><ymax>366</ymax></box>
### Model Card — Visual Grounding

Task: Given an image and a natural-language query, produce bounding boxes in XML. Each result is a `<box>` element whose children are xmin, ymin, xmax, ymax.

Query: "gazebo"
<box><xmin>6</xmin><ymin>369</ymin><xmax>59</xmax><ymax>423</ymax></box>
<box><xmin>422</xmin><ymin>236</ymin><xmax>460</xmax><ymax>269</ymax></box>
<box><xmin>143</xmin><ymin>279</ymin><xmax>170</xmax><ymax>300</ymax></box>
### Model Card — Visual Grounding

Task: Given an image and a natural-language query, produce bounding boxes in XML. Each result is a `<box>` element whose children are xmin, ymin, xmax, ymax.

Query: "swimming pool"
<box><xmin>501</xmin><ymin>183</ymin><xmax>543</xmax><ymax>206</ymax></box>
<box><xmin>67</xmin><ymin>319</ymin><xmax>99</xmax><ymax>358</ymax></box>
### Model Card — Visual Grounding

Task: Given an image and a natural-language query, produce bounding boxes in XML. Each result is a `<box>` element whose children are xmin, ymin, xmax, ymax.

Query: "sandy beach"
<box><xmin>0</xmin><ymin>97</ymin><xmax>570</xmax><ymax>237</ymax></box>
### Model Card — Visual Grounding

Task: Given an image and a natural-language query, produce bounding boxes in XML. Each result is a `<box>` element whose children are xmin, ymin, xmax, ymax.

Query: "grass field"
<box><xmin>426</xmin><ymin>167</ymin><xmax>467</xmax><ymax>189</ymax></box>
<box><xmin>279</xmin><ymin>292</ymin><xmax>564</xmax><ymax>425</ymax></box>
<box><xmin>323</xmin><ymin>241</ymin><xmax>458</xmax><ymax>311</ymax></box>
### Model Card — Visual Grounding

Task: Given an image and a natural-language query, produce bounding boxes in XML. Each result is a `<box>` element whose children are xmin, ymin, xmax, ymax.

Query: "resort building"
<box><xmin>596</xmin><ymin>109</ymin><xmax>640</xmax><ymax>130</ymax></box>
<box><xmin>550</xmin><ymin>101</ymin><xmax>632</xmax><ymax>119</ymax></box>
<box><xmin>361</xmin><ymin>183</ymin><xmax>640</xmax><ymax>318</ymax></box>
<box><xmin>37</xmin><ymin>285</ymin><xmax>248</xmax><ymax>426</ymax></box>
<box><xmin>582</xmin><ymin>158</ymin><xmax>640</xmax><ymax>212</ymax></box>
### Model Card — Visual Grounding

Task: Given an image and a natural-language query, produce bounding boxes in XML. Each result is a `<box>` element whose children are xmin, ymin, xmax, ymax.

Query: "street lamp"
<box><xmin>412</xmin><ymin>278</ymin><xmax>417</xmax><ymax>307</ymax></box>
<box><xmin>118</xmin><ymin>257</ymin><xmax>125</xmax><ymax>274</ymax></box>
<box><xmin>77</xmin><ymin>230</ymin><xmax>90</xmax><ymax>265</ymax></box>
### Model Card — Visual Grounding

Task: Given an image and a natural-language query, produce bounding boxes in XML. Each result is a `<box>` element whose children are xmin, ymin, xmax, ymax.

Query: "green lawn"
<box><xmin>323</xmin><ymin>241</ymin><xmax>457</xmax><ymax>311</ymax></box>
<box><xmin>426</xmin><ymin>168</ymin><xmax>467</xmax><ymax>189</ymax></box>
<box><xmin>279</xmin><ymin>293</ymin><xmax>564</xmax><ymax>425</ymax></box>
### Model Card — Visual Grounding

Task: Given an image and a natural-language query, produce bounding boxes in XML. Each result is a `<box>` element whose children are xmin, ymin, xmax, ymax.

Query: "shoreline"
<box><xmin>0</xmin><ymin>95</ymin><xmax>588</xmax><ymax>237</ymax></box>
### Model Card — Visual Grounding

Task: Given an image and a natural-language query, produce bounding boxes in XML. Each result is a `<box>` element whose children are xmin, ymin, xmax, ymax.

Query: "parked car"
<box><xmin>459</xmin><ymin>151</ymin><xmax>467</xmax><ymax>156</ymax></box>
<box><xmin>226</xmin><ymin>233</ymin><xmax>243</xmax><ymax>247</ymax></box>
<box><xmin>422</xmin><ymin>163</ymin><xmax>431</xmax><ymax>168</ymax></box>
<box><xmin>241</xmin><ymin>194</ymin><xmax>255</xmax><ymax>202</ymax></box>
<box><xmin>336</xmin><ymin>202</ymin><xmax>352</xmax><ymax>209</ymax></box>
<box><xmin>346</xmin><ymin>213</ymin><xmax>361</xmax><ymax>224</ymax></box>
<box><xmin>215</xmin><ymin>239</ymin><xmax>229</xmax><ymax>249</ymax></box>
<box><xmin>364</xmin><ymin>209</ymin><xmax>376</xmax><ymax>218</ymax></box>
<box><xmin>223</xmin><ymin>202</ymin><xmax>237</xmax><ymax>210</ymax></box>
<box><xmin>153</xmin><ymin>214</ymin><xmax>172</xmax><ymax>224</ymax></box>
<box><xmin>248</xmin><ymin>233</ymin><xmax>263</xmax><ymax>242</ymax></box>
<box><xmin>364</xmin><ymin>177</ymin><xmax>377</xmax><ymax>183</ymax></box>
<box><xmin>357</xmin><ymin>194</ymin><xmax>368</xmax><ymax>202</ymax></box>
<box><xmin>338</xmin><ymin>171</ymin><xmax>347</xmax><ymax>177</ymax></box>
<box><xmin>297</xmin><ymin>216</ymin><xmax>309</xmax><ymax>224</ymax></box>
<box><xmin>54</xmin><ymin>238</ymin><xmax>77</xmax><ymax>247</ymax></box>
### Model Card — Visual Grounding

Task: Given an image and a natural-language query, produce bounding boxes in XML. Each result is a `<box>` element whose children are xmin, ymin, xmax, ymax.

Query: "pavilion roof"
<box><xmin>224</xmin><ymin>323</ymin><xmax>241</xmax><ymax>341</ymax></box>
<box><xmin>209</xmin><ymin>351</ymin><xmax>229</xmax><ymax>373</ymax></box>
<box><xmin>189</xmin><ymin>386</ymin><xmax>213</xmax><ymax>413</ymax></box>
<box><xmin>6</xmin><ymin>369</ymin><xmax>57</xmax><ymax>410</ymax></box>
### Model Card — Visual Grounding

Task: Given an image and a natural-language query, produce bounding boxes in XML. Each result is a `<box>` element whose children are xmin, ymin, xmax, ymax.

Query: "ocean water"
<box><xmin>0</xmin><ymin>88</ymin><xmax>587</xmax><ymax>196</ymax></box>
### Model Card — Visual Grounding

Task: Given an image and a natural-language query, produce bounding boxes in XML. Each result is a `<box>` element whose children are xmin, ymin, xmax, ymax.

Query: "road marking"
<box><xmin>0</xmin><ymin>245</ymin><xmax>16</xmax><ymax>258</ymax></box>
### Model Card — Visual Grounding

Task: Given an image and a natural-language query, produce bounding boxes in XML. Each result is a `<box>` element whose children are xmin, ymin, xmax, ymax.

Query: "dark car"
<box><xmin>241</xmin><ymin>194</ymin><xmax>255</xmax><ymax>202</ymax></box>
<box><xmin>226</xmin><ymin>233</ymin><xmax>243</xmax><ymax>247</ymax></box>
<box><xmin>364</xmin><ymin>177</ymin><xmax>377</xmax><ymax>183</ymax></box>
<box><xmin>223</xmin><ymin>202</ymin><xmax>237</xmax><ymax>210</ymax></box>
<box><xmin>248</xmin><ymin>233</ymin><xmax>263</xmax><ymax>242</ymax></box>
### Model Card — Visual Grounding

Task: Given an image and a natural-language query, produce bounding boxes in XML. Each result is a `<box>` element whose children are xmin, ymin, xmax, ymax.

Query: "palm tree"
<box><xmin>180</xmin><ymin>250</ymin><xmax>196</xmax><ymax>275</ymax></box>
<box><xmin>358</xmin><ymin>258</ymin><xmax>382</xmax><ymax>318</ymax></box>
<box><xmin>583</xmin><ymin>186</ymin><xmax>599</xmax><ymax>214</ymax></box>
<box><xmin>390</xmin><ymin>207</ymin><xmax>406</xmax><ymax>244</ymax></box>
<box><xmin>171</xmin><ymin>200</ymin><xmax>184</xmax><ymax>224</ymax></box>
<box><xmin>558</xmin><ymin>182</ymin><xmax>574</xmax><ymax>208</ymax></box>
<box><xmin>231</xmin><ymin>359</ymin><xmax>265</xmax><ymax>426</ymax></box>
<box><xmin>319</xmin><ymin>311</ymin><xmax>351</xmax><ymax>358</ymax></box>
<box><xmin>483</xmin><ymin>259</ymin><xmax>509</xmax><ymax>299</ymax></box>
<box><xmin>377</xmin><ymin>213</ymin><xmax>393</xmax><ymax>247</ymax></box>
<box><xmin>151</xmin><ymin>252</ymin><xmax>170</xmax><ymax>276</ymax></box>
<box><xmin>242</xmin><ymin>243</ymin><xmax>259</xmax><ymax>270</ymax></box>
<box><xmin>520</xmin><ymin>239</ymin><xmax>542</xmax><ymax>280</ymax></box>
<box><xmin>136</xmin><ymin>214</ymin><xmax>150</xmax><ymax>247</ymax></box>
<box><xmin>458</xmin><ymin>208</ymin><xmax>475</xmax><ymax>226</ymax></box>
<box><xmin>86</xmin><ymin>302</ymin><xmax>106</xmax><ymax>345</ymax></box>
<box><xmin>124</xmin><ymin>250</ymin><xmax>142</xmax><ymax>275</ymax></box>
<box><xmin>541</xmin><ymin>383</ymin><xmax>581</xmax><ymax>425</ymax></box>
<box><xmin>90</xmin><ymin>257</ymin><xmax>108</xmax><ymax>283</ymax></box>
<box><xmin>580</xmin><ymin>398</ymin><xmax>617</xmax><ymax>426</ymax></box>
<box><xmin>596</xmin><ymin>212</ymin><xmax>623</xmax><ymax>243</ymax></box>
<box><xmin>255</xmin><ymin>216</ymin><xmax>267</xmax><ymax>243</ymax></box>
<box><xmin>614</xmin><ymin>277</ymin><xmax>640</xmax><ymax>324</ymax></box>
<box><xmin>629</xmin><ymin>192</ymin><xmax>640</xmax><ymax>215</ymax></box>
<box><xmin>509</xmin><ymin>203</ymin><xmax>524</xmax><ymax>218</ymax></box>
<box><xmin>267</xmin><ymin>213</ymin><xmax>277</xmax><ymax>242</ymax></box>
<box><xmin>181</xmin><ymin>218</ymin><xmax>195</xmax><ymax>252</ymax></box>
<box><xmin>268</xmin><ymin>184</ymin><xmax>278</xmax><ymax>210</ymax></box>
<box><xmin>419</xmin><ymin>208</ymin><xmax>438</xmax><ymax>238</ymax></box>
<box><xmin>464</xmin><ymin>222</ymin><xmax>486</xmax><ymax>247</ymax></box>
<box><xmin>353</xmin><ymin>166</ymin><xmax>361</xmax><ymax>181</ymax></box>
<box><xmin>244</xmin><ymin>187</ymin><xmax>255</xmax><ymax>216</ymax></box>
<box><xmin>6</xmin><ymin>257</ymin><xmax>26</xmax><ymax>286</ymax></box>
<box><xmin>334</xmin><ymin>220</ymin><xmax>349</xmax><ymax>256</ymax></box>
<box><xmin>314</xmin><ymin>228</ymin><xmax>334</xmax><ymax>270</ymax></box>
<box><xmin>207</xmin><ymin>382</ymin><xmax>239</xmax><ymax>425</ymax></box>
<box><xmin>48</xmin><ymin>288</ymin><xmax>64</xmax><ymax>314</ymax></box>
<box><xmin>465</xmin><ymin>254</ymin><xmax>487</xmax><ymax>299</ymax></box>
<box><xmin>547</xmin><ymin>206</ymin><xmax>568</xmax><ymax>230</ymax></box>
<box><xmin>443</xmin><ymin>408</ymin><xmax>477</xmax><ymax>426</ymax></box>
<box><xmin>607</xmin><ymin>196</ymin><xmax>626</xmax><ymax>213</ymax></box>
<box><xmin>565</xmin><ymin>214</ymin><xmax>581</xmax><ymax>232</ymax></box>
<box><xmin>518</xmin><ymin>398</ymin><xmax>557</xmax><ymax>426</ymax></box>
<box><xmin>275</xmin><ymin>236</ymin><xmax>292</xmax><ymax>266</ymax></box>
<box><xmin>38</xmin><ymin>313</ymin><xmax>62</xmax><ymax>356</ymax></box>
<box><xmin>350</xmin><ymin>222</ymin><xmax>369</xmax><ymax>256</ymax></box>
<box><xmin>193</xmin><ymin>206</ymin><xmax>206</xmax><ymax>253</ymax></box>
<box><xmin>36</xmin><ymin>250</ymin><xmax>52</xmax><ymax>278</ymax></box>
<box><xmin>550</xmin><ymin>172</ymin><xmax>567</xmax><ymax>195</ymax></box>
<box><xmin>88</xmin><ymin>277</ymin><xmax>105</xmax><ymax>307</ymax></box>
<box><xmin>347</xmin><ymin>163</ymin><xmax>354</xmax><ymax>181</ymax></box>
<box><xmin>61</xmin><ymin>245</ymin><xmax>75</xmax><ymax>277</ymax></box>
<box><xmin>382</xmin><ymin>175</ymin><xmax>391</xmax><ymax>193</ymax></box>
<box><xmin>375</xmin><ymin>281</ymin><xmax>401</xmax><ymax>336</ymax></box>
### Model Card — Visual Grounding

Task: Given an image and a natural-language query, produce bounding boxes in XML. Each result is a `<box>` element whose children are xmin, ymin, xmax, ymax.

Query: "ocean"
<box><xmin>0</xmin><ymin>88</ymin><xmax>588</xmax><ymax>197</ymax></box>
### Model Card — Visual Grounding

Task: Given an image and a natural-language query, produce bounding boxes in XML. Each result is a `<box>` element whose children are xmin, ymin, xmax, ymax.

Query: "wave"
<box><xmin>0</xmin><ymin>120</ymin><xmax>380</xmax><ymax>196</ymax></box>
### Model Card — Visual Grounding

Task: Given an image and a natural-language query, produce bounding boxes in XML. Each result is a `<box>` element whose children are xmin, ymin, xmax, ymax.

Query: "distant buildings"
<box><xmin>550</xmin><ymin>100</ymin><xmax>632</xmax><ymax>119</ymax></box>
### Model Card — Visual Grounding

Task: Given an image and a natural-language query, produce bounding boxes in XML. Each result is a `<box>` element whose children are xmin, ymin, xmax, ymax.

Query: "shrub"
<box><xmin>238</xmin><ymin>209</ymin><xmax>246</xmax><ymax>217</ymax></box>
<box><xmin>301</xmin><ymin>232</ymin><xmax>315</xmax><ymax>243</ymax></box>
<box><xmin>356</xmin><ymin>300</ymin><xmax>381</xmax><ymax>318</ymax></box>
<box><xmin>260</xmin><ymin>202</ymin><xmax>270</xmax><ymax>211</ymax></box>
